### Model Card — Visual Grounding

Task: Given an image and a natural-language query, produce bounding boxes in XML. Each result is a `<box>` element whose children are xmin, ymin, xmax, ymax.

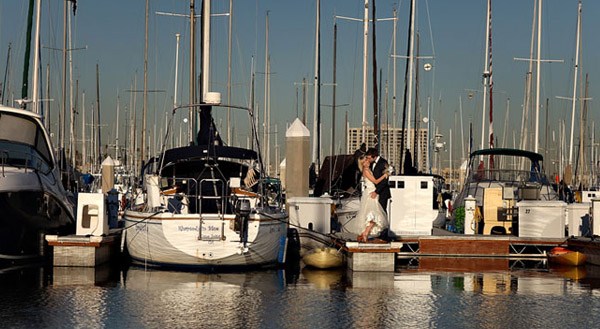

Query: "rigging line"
<box><xmin>256</xmin><ymin>210</ymin><xmax>335</xmax><ymax>242</ymax></box>
<box><xmin>122</xmin><ymin>211</ymin><xmax>164</xmax><ymax>231</ymax></box>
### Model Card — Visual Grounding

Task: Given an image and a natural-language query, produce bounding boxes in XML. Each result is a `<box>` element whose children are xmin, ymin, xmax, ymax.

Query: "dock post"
<box><xmin>464</xmin><ymin>195</ymin><xmax>476</xmax><ymax>234</ymax></box>
<box><xmin>101</xmin><ymin>156</ymin><xmax>115</xmax><ymax>194</ymax></box>
<box><xmin>285</xmin><ymin>118</ymin><xmax>310</xmax><ymax>199</ymax></box>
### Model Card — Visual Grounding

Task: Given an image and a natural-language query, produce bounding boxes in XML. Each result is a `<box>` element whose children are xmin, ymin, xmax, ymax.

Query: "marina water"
<box><xmin>1</xmin><ymin>259</ymin><xmax>600</xmax><ymax>328</ymax></box>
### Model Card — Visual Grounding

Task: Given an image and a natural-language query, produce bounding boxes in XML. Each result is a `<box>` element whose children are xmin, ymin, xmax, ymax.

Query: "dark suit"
<box><xmin>372</xmin><ymin>156</ymin><xmax>391</xmax><ymax>212</ymax></box>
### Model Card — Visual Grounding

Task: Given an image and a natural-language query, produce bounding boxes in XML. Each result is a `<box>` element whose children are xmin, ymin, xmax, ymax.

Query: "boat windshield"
<box><xmin>0</xmin><ymin>141</ymin><xmax>52</xmax><ymax>174</ymax></box>
<box><xmin>468</xmin><ymin>154</ymin><xmax>548</xmax><ymax>184</ymax></box>
<box><xmin>0</xmin><ymin>113</ymin><xmax>53</xmax><ymax>173</ymax></box>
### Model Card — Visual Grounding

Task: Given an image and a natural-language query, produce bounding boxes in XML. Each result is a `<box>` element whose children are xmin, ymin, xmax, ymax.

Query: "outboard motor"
<box><xmin>234</xmin><ymin>199</ymin><xmax>251</xmax><ymax>245</ymax></box>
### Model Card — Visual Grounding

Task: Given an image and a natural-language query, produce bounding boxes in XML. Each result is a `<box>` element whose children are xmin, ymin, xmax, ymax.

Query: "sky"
<box><xmin>0</xmin><ymin>0</ymin><xmax>598</xmax><ymax>169</ymax></box>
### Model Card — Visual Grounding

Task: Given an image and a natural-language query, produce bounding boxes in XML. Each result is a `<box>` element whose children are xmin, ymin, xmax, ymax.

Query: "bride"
<box><xmin>356</xmin><ymin>155</ymin><xmax>390</xmax><ymax>242</ymax></box>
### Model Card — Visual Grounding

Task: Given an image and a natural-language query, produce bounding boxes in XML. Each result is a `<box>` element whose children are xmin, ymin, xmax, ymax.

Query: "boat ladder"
<box><xmin>197</xmin><ymin>178</ymin><xmax>226</xmax><ymax>241</ymax></box>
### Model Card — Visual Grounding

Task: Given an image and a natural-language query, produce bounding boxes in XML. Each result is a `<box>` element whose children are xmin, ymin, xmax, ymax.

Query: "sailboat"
<box><xmin>122</xmin><ymin>0</ymin><xmax>287</xmax><ymax>269</ymax></box>
<box><xmin>0</xmin><ymin>105</ymin><xmax>75</xmax><ymax>259</ymax></box>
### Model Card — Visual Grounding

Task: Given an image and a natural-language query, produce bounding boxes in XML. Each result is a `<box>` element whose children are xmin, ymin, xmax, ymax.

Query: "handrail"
<box><xmin>0</xmin><ymin>150</ymin><xmax>7</xmax><ymax>177</ymax></box>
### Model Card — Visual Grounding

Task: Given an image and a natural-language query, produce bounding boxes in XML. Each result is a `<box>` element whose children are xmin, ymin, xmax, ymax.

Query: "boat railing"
<box><xmin>0</xmin><ymin>150</ymin><xmax>6</xmax><ymax>176</ymax></box>
<box><xmin>160</xmin><ymin>175</ymin><xmax>284</xmax><ymax>217</ymax></box>
<box><xmin>258</xmin><ymin>177</ymin><xmax>284</xmax><ymax>210</ymax></box>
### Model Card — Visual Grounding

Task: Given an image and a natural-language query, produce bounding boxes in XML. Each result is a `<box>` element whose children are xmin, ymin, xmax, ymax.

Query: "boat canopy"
<box><xmin>469</xmin><ymin>148</ymin><xmax>543</xmax><ymax>162</ymax></box>
<box><xmin>162</xmin><ymin>145</ymin><xmax>258</xmax><ymax>166</ymax></box>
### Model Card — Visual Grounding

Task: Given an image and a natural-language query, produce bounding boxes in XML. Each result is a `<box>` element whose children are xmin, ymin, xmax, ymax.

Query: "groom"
<box><xmin>366</xmin><ymin>147</ymin><xmax>391</xmax><ymax>213</ymax></box>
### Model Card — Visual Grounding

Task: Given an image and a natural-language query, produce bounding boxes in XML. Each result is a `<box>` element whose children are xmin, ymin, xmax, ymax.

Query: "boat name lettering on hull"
<box><xmin>201</xmin><ymin>222</ymin><xmax>222</xmax><ymax>241</ymax></box>
<box><xmin>178</xmin><ymin>226</ymin><xmax>199</xmax><ymax>232</ymax></box>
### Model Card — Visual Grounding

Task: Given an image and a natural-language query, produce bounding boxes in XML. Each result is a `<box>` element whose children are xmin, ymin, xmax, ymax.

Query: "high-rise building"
<box><xmin>347</xmin><ymin>125</ymin><xmax>429</xmax><ymax>173</ymax></box>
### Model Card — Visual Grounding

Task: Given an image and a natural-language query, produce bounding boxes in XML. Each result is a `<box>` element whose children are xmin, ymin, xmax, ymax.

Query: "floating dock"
<box><xmin>331</xmin><ymin>230</ymin><xmax>565</xmax><ymax>272</ymax></box>
<box><xmin>45</xmin><ymin>229</ymin><xmax>122</xmax><ymax>267</ymax></box>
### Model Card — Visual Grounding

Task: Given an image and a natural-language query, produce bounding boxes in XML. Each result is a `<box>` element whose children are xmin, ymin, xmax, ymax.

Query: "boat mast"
<box><xmin>264</xmin><ymin>12</ymin><xmax>270</xmax><ymax>174</ymax></box>
<box><xmin>406</xmin><ymin>0</ymin><xmax>416</xmax><ymax>154</ymax></box>
<box><xmin>480</xmin><ymin>0</ymin><xmax>491</xmax><ymax>155</ymax></box>
<box><xmin>116</xmin><ymin>93</ymin><xmax>120</xmax><ymax>161</ymax></box>
<box><xmin>21</xmin><ymin>0</ymin><xmax>34</xmax><ymax>108</ymax></box>
<box><xmin>61</xmin><ymin>0</ymin><xmax>68</xmax><ymax>160</ymax></box>
<box><xmin>81</xmin><ymin>91</ymin><xmax>86</xmax><ymax>170</ymax></box>
<box><xmin>578</xmin><ymin>73</ymin><xmax>589</xmax><ymax>186</ymax></box>
<box><xmin>567</xmin><ymin>1</ymin><xmax>582</xmax><ymax>168</ymax></box>
<box><xmin>95</xmin><ymin>63</ymin><xmax>101</xmax><ymax>168</ymax></box>
<box><xmin>399</xmin><ymin>0</ymin><xmax>414</xmax><ymax>172</ymax></box>
<box><xmin>68</xmin><ymin>5</ymin><xmax>76</xmax><ymax>172</ymax></box>
<box><xmin>227</xmin><ymin>0</ymin><xmax>233</xmax><ymax>144</ymax></box>
<box><xmin>392</xmin><ymin>7</ymin><xmax>397</xmax><ymax>130</ymax></box>
<box><xmin>174</xmin><ymin>33</ymin><xmax>181</xmax><ymax>109</ymax></box>
<box><xmin>534</xmin><ymin>0</ymin><xmax>542</xmax><ymax>153</ymax></box>
<box><xmin>141</xmin><ymin>0</ymin><xmax>149</xmax><ymax>161</ymax></box>
<box><xmin>459</xmin><ymin>95</ymin><xmax>465</xmax><ymax>161</ymax></box>
<box><xmin>519</xmin><ymin>0</ymin><xmax>536</xmax><ymax>155</ymax></box>
<box><xmin>331</xmin><ymin>21</ymin><xmax>337</xmax><ymax>157</ymax></box>
<box><xmin>312</xmin><ymin>0</ymin><xmax>321</xmax><ymax>173</ymax></box>
<box><xmin>201</xmin><ymin>0</ymin><xmax>210</xmax><ymax>103</ymax></box>
<box><xmin>190</xmin><ymin>0</ymin><xmax>197</xmax><ymax>144</ymax></box>
<box><xmin>31</xmin><ymin>0</ymin><xmax>42</xmax><ymax>114</ymax></box>
<box><xmin>361</xmin><ymin>0</ymin><xmax>368</xmax><ymax>145</ymax></box>
<box><xmin>372</xmin><ymin>0</ymin><xmax>379</xmax><ymax>150</ymax></box>
<box><xmin>1</xmin><ymin>43</ymin><xmax>11</xmax><ymax>105</ymax></box>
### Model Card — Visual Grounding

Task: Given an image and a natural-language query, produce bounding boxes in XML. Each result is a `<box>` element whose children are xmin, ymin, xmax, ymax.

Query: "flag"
<box><xmin>70</xmin><ymin>0</ymin><xmax>77</xmax><ymax>15</ymax></box>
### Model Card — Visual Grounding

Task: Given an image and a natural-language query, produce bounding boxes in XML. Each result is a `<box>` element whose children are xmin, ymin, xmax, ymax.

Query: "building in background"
<box><xmin>346</xmin><ymin>124</ymin><xmax>429</xmax><ymax>172</ymax></box>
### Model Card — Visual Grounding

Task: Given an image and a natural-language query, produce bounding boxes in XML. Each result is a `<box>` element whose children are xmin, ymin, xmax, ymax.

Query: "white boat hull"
<box><xmin>124</xmin><ymin>210</ymin><xmax>287</xmax><ymax>268</ymax></box>
<box><xmin>336</xmin><ymin>197</ymin><xmax>361</xmax><ymax>235</ymax></box>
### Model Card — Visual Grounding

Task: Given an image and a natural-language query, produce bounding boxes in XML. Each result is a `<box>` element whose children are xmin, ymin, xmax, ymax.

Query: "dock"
<box><xmin>45</xmin><ymin>229</ymin><xmax>122</xmax><ymax>267</ymax></box>
<box><xmin>331</xmin><ymin>229</ymin><xmax>565</xmax><ymax>272</ymax></box>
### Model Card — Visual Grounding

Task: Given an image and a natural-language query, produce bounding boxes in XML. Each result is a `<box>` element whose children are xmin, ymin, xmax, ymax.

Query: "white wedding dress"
<box><xmin>355</xmin><ymin>175</ymin><xmax>389</xmax><ymax>237</ymax></box>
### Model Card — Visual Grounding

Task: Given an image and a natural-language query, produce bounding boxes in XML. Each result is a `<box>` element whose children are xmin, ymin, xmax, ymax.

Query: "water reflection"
<box><xmin>301</xmin><ymin>267</ymin><xmax>344</xmax><ymax>289</ymax></box>
<box><xmin>121</xmin><ymin>266</ymin><xmax>286</xmax><ymax>328</ymax></box>
<box><xmin>1</xmin><ymin>259</ymin><xmax>600</xmax><ymax>328</ymax></box>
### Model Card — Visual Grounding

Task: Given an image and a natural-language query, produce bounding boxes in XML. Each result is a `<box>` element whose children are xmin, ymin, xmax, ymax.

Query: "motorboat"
<box><xmin>0</xmin><ymin>105</ymin><xmax>74</xmax><ymax>258</ymax></box>
<box><xmin>451</xmin><ymin>148</ymin><xmax>562</xmax><ymax>236</ymax></box>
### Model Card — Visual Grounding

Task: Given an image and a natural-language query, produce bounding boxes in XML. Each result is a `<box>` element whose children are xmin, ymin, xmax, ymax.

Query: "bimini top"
<box><xmin>162</xmin><ymin>145</ymin><xmax>258</xmax><ymax>165</ymax></box>
<box><xmin>469</xmin><ymin>148</ymin><xmax>543</xmax><ymax>162</ymax></box>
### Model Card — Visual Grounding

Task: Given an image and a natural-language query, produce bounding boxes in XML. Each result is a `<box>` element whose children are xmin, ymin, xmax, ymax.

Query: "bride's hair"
<box><xmin>357</xmin><ymin>155</ymin><xmax>366</xmax><ymax>172</ymax></box>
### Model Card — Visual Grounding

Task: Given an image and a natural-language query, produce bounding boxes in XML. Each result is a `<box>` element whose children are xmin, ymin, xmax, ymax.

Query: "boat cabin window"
<box><xmin>421</xmin><ymin>181</ymin><xmax>428</xmax><ymax>189</ymax></box>
<box><xmin>397</xmin><ymin>181</ymin><xmax>405</xmax><ymax>189</ymax></box>
<box><xmin>0</xmin><ymin>113</ymin><xmax>52</xmax><ymax>172</ymax></box>
<box><xmin>389</xmin><ymin>181</ymin><xmax>396</xmax><ymax>188</ymax></box>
